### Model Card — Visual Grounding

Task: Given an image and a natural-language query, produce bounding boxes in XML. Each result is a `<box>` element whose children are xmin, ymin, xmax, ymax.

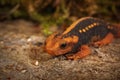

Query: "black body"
<box><xmin>63</xmin><ymin>17</ymin><xmax>112</xmax><ymax>53</ymax></box>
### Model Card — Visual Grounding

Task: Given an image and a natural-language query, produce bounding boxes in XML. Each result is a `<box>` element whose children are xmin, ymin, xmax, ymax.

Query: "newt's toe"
<box><xmin>67</xmin><ymin>55</ymin><xmax>81</xmax><ymax>60</ymax></box>
<box><xmin>93</xmin><ymin>41</ymin><xmax>104</xmax><ymax>47</ymax></box>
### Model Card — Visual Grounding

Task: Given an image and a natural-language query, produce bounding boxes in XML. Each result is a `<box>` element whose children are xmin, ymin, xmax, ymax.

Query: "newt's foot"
<box><xmin>67</xmin><ymin>54</ymin><xmax>82</xmax><ymax>60</ymax></box>
<box><xmin>93</xmin><ymin>41</ymin><xmax>105</xmax><ymax>48</ymax></box>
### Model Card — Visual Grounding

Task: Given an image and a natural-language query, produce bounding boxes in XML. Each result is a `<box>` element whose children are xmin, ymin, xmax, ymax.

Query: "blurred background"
<box><xmin>0</xmin><ymin>1</ymin><xmax>120</xmax><ymax>80</ymax></box>
<box><xmin>0</xmin><ymin>0</ymin><xmax>120</xmax><ymax>35</ymax></box>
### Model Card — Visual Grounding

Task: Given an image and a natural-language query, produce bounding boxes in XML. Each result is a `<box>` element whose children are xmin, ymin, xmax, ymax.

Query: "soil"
<box><xmin>0</xmin><ymin>20</ymin><xmax>120</xmax><ymax>80</ymax></box>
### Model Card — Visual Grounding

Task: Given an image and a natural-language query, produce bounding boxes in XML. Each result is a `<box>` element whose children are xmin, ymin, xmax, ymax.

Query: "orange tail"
<box><xmin>112</xmin><ymin>24</ymin><xmax>120</xmax><ymax>38</ymax></box>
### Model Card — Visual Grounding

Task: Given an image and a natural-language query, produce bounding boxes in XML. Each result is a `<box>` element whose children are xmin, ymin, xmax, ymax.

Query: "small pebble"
<box><xmin>27</xmin><ymin>38</ymin><xmax>32</xmax><ymax>42</ymax></box>
<box><xmin>21</xmin><ymin>69</ymin><xmax>27</xmax><ymax>73</ymax></box>
<box><xmin>35</xmin><ymin>60</ymin><xmax>39</xmax><ymax>66</ymax></box>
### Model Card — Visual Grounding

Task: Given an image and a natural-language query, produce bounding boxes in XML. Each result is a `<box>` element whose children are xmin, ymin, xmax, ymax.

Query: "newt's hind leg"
<box><xmin>94</xmin><ymin>32</ymin><xmax>114</xmax><ymax>47</ymax></box>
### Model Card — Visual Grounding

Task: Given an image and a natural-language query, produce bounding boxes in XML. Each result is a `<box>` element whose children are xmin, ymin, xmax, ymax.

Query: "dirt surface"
<box><xmin>0</xmin><ymin>20</ymin><xmax>120</xmax><ymax>80</ymax></box>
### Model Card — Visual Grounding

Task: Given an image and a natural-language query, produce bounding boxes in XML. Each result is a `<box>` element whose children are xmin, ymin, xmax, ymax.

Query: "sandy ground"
<box><xmin>0</xmin><ymin>20</ymin><xmax>120</xmax><ymax>80</ymax></box>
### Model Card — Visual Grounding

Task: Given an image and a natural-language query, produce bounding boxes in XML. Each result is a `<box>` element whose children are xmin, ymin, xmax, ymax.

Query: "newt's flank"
<box><xmin>45</xmin><ymin>17</ymin><xmax>120</xmax><ymax>60</ymax></box>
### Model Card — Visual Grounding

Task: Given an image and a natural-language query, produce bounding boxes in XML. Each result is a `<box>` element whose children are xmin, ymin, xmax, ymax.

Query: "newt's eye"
<box><xmin>60</xmin><ymin>43</ymin><xmax>67</xmax><ymax>49</ymax></box>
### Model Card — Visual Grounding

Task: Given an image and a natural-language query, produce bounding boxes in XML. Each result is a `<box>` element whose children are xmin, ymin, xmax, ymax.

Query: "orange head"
<box><xmin>45</xmin><ymin>32</ymin><xmax>79</xmax><ymax>56</ymax></box>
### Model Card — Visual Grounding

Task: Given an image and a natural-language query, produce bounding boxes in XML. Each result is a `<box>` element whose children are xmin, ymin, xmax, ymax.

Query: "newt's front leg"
<box><xmin>67</xmin><ymin>45</ymin><xmax>91</xmax><ymax>60</ymax></box>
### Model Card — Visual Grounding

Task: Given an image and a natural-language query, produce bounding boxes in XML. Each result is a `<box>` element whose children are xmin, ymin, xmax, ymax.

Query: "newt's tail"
<box><xmin>113</xmin><ymin>24</ymin><xmax>120</xmax><ymax>38</ymax></box>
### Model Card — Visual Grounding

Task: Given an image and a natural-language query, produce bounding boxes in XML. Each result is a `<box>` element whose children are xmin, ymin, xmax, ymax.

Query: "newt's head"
<box><xmin>45</xmin><ymin>32</ymin><xmax>78</xmax><ymax>56</ymax></box>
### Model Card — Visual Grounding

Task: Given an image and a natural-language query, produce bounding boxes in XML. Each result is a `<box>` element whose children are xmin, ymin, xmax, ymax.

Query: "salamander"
<box><xmin>45</xmin><ymin>17</ymin><xmax>120</xmax><ymax>60</ymax></box>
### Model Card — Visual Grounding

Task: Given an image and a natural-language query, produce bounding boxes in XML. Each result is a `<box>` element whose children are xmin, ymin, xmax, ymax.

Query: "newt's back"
<box><xmin>61</xmin><ymin>17</ymin><xmax>112</xmax><ymax>52</ymax></box>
